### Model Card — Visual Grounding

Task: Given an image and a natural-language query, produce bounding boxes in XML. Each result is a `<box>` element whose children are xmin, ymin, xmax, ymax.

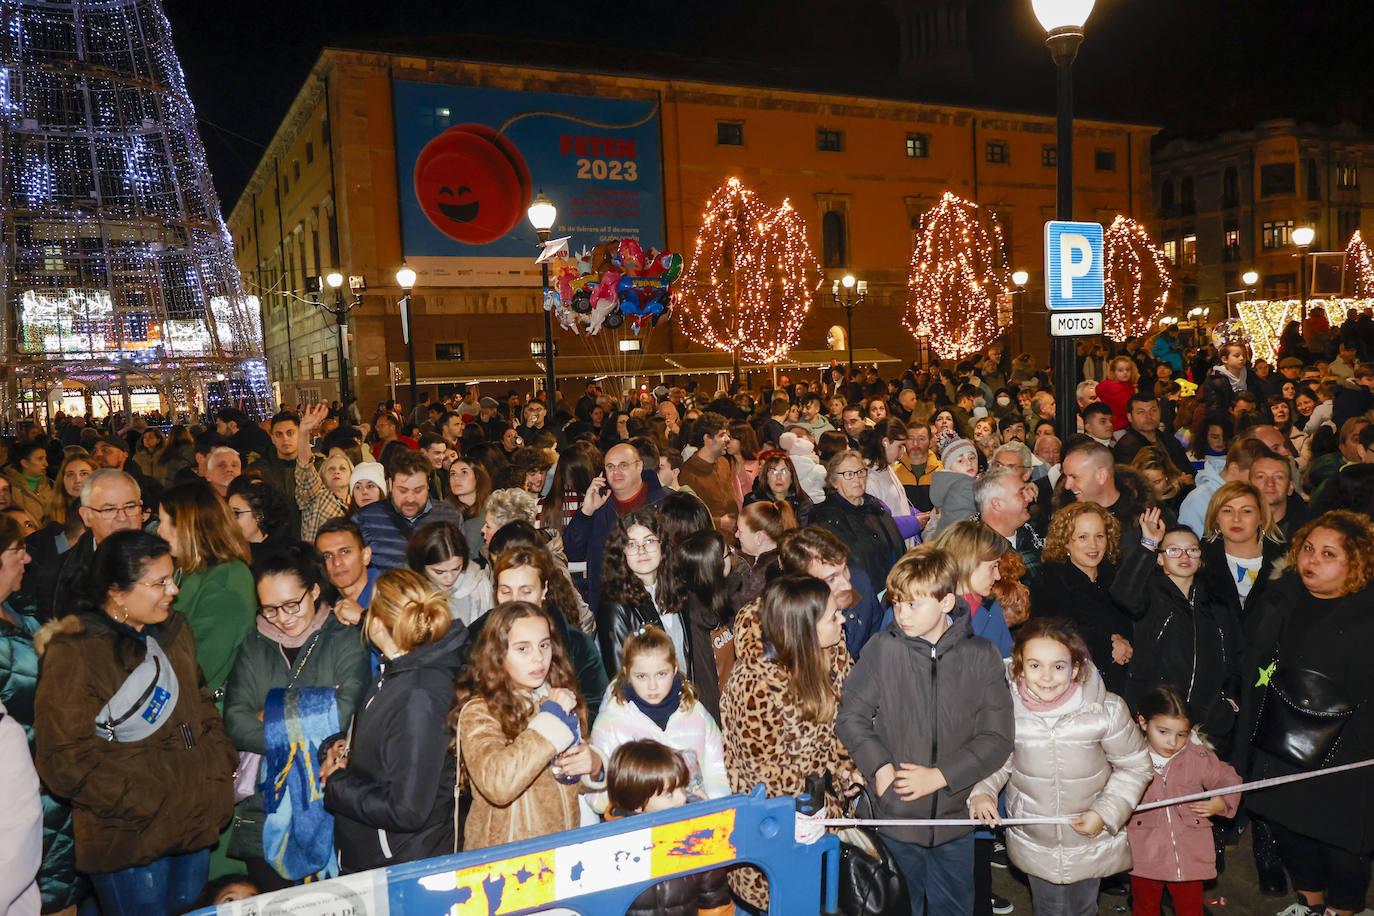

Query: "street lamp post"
<box><xmin>1012</xmin><ymin>269</ymin><xmax>1029</xmax><ymax>355</ymax></box>
<box><xmin>1292</xmin><ymin>226</ymin><xmax>1315</xmax><ymax>335</ymax></box>
<box><xmin>395</xmin><ymin>264</ymin><xmax>417</xmax><ymax>414</ymax></box>
<box><xmin>1034</xmin><ymin>0</ymin><xmax>1095</xmax><ymax>445</ymax></box>
<box><xmin>527</xmin><ymin>192</ymin><xmax>558</xmax><ymax>404</ymax></box>
<box><xmin>830</xmin><ymin>273</ymin><xmax>868</xmax><ymax>378</ymax></box>
<box><xmin>322</xmin><ymin>272</ymin><xmax>355</xmax><ymax>405</ymax></box>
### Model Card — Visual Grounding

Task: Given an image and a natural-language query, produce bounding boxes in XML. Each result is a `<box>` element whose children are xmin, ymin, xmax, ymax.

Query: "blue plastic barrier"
<box><xmin>192</xmin><ymin>786</ymin><xmax>839</xmax><ymax>915</ymax></box>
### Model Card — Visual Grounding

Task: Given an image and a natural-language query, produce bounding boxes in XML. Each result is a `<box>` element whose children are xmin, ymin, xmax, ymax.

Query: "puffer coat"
<box><xmin>970</xmin><ymin>660</ymin><xmax>1153</xmax><ymax>884</ymax></box>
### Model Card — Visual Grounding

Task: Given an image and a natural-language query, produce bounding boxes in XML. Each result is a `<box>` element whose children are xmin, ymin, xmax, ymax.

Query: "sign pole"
<box><xmin>1049</xmin><ymin>28</ymin><xmax>1084</xmax><ymax>445</ymax></box>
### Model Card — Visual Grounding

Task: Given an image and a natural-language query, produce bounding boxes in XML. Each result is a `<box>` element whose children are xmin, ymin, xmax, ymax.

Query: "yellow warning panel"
<box><xmin>649</xmin><ymin>809</ymin><xmax>738</xmax><ymax>877</ymax></box>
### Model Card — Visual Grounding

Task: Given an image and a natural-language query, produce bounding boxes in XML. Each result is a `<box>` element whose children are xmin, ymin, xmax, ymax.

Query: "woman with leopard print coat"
<box><xmin>719</xmin><ymin>575</ymin><xmax>859</xmax><ymax>911</ymax></box>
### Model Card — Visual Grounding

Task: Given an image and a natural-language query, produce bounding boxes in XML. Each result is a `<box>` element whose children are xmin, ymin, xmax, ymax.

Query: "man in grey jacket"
<box><xmin>837</xmin><ymin>545</ymin><xmax>1014</xmax><ymax>916</ymax></box>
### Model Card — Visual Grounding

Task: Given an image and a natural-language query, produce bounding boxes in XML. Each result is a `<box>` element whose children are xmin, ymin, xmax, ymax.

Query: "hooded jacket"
<box><xmin>970</xmin><ymin>661</ymin><xmax>1153</xmax><ymax>884</ymax></box>
<box><xmin>1127</xmin><ymin>738</ymin><xmax>1240</xmax><ymax>882</ymax></box>
<box><xmin>325</xmin><ymin>624</ymin><xmax>469</xmax><ymax>873</ymax></box>
<box><xmin>927</xmin><ymin>469</ymin><xmax>976</xmax><ymax>538</ymax></box>
<box><xmin>33</xmin><ymin>611</ymin><xmax>237</xmax><ymax>874</ymax></box>
<box><xmin>836</xmin><ymin>602</ymin><xmax>1014</xmax><ymax>847</ymax></box>
<box><xmin>1177</xmin><ymin>463</ymin><xmax>1225</xmax><ymax>539</ymax></box>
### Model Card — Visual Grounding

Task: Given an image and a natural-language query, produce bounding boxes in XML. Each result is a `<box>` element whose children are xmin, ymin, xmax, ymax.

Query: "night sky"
<box><xmin>167</xmin><ymin>0</ymin><xmax>1374</xmax><ymax>211</ymax></box>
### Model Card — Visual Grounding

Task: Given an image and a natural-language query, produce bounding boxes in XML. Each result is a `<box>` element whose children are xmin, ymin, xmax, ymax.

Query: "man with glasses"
<box><xmin>677</xmin><ymin>412</ymin><xmax>737</xmax><ymax>535</ymax></box>
<box><xmin>564</xmin><ymin>442</ymin><xmax>666</xmax><ymax>609</ymax></box>
<box><xmin>991</xmin><ymin>442</ymin><xmax>1052</xmax><ymax>533</ymax></box>
<box><xmin>354</xmin><ymin>450</ymin><xmax>462</xmax><ymax>574</ymax></box>
<box><xmin>24</xmin><ymin>469</ymin><xmax>143</xmax><ymax>622</ymax></box>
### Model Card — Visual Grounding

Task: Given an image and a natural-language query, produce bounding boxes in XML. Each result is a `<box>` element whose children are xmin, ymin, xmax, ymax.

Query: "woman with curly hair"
<box><xmin>595</xmin><ymin>509</ymin><xmax>684</xmax><ymax>679</ymax></box>
<box><xmin>1029</xmin><ymin>502</ymin><xmax>1135</xmax><ymax>695</ymax></box>
<box><xmin>479</xmin><ymin>488</ymin><xmax>540</xmax><ymax>556</ymax></box>
<box><xmin>743</xmin><ymin>450</ymin><xmax>813</xmax><ymax>526</ymax></box>
<box><xmin>226</xmin><ymin>475</ymin><xmax>296</xmax><ymax>568</ymax></box>
<box><xmin>1238</xmin><ymin>511</ymin><xmax>1374</xmax><ymax>916</ymax></box>
<box><xmin>450</xmin><ymin>601</ymin><xmax>603</xmax><ymax>851</ymax></box>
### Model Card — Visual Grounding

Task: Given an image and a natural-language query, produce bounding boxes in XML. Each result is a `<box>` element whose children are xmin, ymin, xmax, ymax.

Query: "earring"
<box><xmin>117</xmin><ymin>603</ymin><xmax>129</xmax><ymax>624</ymax></box>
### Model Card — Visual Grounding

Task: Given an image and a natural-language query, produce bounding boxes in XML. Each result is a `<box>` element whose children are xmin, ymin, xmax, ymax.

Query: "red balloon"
<box><xmin>413</xmin><ymin>125</ymin><xmax>532</xmax><ymax>245</ymax></box>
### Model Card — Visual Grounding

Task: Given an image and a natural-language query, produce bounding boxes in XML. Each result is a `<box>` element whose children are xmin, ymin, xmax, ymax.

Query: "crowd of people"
<box><xmin>0</xmin><ymin>319</ymin><xmax>1372</xmax><ymax>916</ymax></box>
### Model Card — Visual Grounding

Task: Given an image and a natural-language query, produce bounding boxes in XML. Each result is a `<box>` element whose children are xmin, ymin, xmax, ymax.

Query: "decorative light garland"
<box><xmin>1</xmin><ymin>0</ymin><xmax>270</xmax><ymax>418</ymax></box>
<box><xmin>1235</xmin><ymin>299</ymin><xmax>1374</xmax><ymax>365</ymax></box>
<box><xmin>1103</xmin><ymin>215</ymin><xmax>1172</xmax><ymax>341</ymax></box>
<box><xmin>1347</xmin><ymin>231</ymin><xmax>1374</xmax><ymax>298</ymax></box>
<box><xmin>903</xmin><ymin>191</ymin><xmax>1010</xmax><ymax>359</ymax></box>
<box><xmin>675</xmin><ymin>177</ymin><xmax>823</xmax><ymax>363</ymax></box>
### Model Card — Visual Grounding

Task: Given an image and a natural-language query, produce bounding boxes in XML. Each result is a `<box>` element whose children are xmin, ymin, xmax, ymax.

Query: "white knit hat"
<box><xmin>349</xmin><ymin>461</ymin><xmax>388</xmax><ymax>496</ymax></box>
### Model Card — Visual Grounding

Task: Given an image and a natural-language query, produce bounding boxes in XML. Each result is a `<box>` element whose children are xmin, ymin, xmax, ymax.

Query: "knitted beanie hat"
<box><xmin>939</xmin><ymin>435</ymin><xmax>976</xmax><ymax>468</ymax></box>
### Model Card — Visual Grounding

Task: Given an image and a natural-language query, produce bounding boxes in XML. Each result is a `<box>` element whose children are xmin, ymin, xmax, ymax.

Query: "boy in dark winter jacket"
<box><xmin>837</xmin><ymin>544</ymin><xmax>1014</xmax><ymax>916</ymax></box>
<box><xmin>605</xmin><ymin>740</ymin><xmax>731</xmax><ymax>916</ymax></box>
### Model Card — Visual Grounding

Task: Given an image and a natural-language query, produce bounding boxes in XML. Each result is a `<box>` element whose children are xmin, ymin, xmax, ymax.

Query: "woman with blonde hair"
<box><xmin>157</xmin><ymin>479</ymin><xmax>256</xmax><ymax>698</ymax></box>
<box><xmin>936</xmin><ymin>519</ymin><xmax>1015</xmax><ymax>655</ymax></box>
<box><xmin>322</xmin><ymin>568</ymin><xmax>467</xmax><ymax>872</ymax></box>
<box><xmin>1199</xmin><ymin>479</ymin><xmax>1285</xmax><ymax>626</ymax></box>
<box><xmin>1030</xmin><ymin>501</ymin><xmax>1135</xmax><ymax>694</ymax></box>
<box><xmin>293</xmin><ymin>403</ymin><xmax>359</xmax><ymax>541</ymax></box>
<box><xmin>1131</xmin><ymin>445</ymin><xmax>1190</xmax><ymax>516</ymax></box>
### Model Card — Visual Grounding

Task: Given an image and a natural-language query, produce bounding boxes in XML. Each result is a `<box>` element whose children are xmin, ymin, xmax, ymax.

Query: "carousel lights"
<box><xmin>903</xmin><ymin>191</ymin><xmax>1011</xmax><ymax>359</ymax></box>
<box><xmin>676</xmin><ymin>178</ymin><xmax>823</xmax><ymax>363</ymax></box>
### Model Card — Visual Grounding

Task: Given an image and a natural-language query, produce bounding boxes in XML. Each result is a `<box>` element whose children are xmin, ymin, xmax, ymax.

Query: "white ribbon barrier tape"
<box><xmin>816</xmin><ymin>757</ymin><xmax>1374</xmax><ymax>830</ymax></box>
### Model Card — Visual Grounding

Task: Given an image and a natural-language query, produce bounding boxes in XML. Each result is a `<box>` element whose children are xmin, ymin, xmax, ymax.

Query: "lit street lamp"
<box><xmin>1292</xmin><ymin>226</ymin><xmax>1315</xmax><ymax>334</ymax></box>
<box><xmin>830</xmin><ymin>273</ymin><xmax>868</xmax><ymax>377</ymax></box>
<box><xmin>1242</xmin><ymin>269</ymin><xmax>1259</xmax><ymax>289</ymax></box>
<box><xmin>1012</xmin><ymin>270</ymin><xmax>1030</xmax><ymax>354</ymax></box>
<box><xmin>1034</xmin><ymin>0</ymin><xmax>1096</xmax><ymax>445</ymax></box>
<box><xmin>527</xmin><ymin>191</ymin><xmax>558</xmax><ymax>403</ymax></box>
<box><xmin>320</xmin><ymin>271</ymin><xmax>354</xmax><ymax>405</ymax></box>
<box><xmin>395</xmin><ymin>264</ymin><xmax>417</xmax><ymax>414</ymax></box>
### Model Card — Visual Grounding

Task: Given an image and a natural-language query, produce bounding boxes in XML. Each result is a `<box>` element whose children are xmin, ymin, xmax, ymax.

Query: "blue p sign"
<box><xmin>1044</xmin><ymin>221</ymin><xmax>1104</xmax><ymax>311</ymax></box>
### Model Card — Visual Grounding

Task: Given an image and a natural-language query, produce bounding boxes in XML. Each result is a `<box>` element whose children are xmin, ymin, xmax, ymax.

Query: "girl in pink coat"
<box><xmin>1126</xmin><ymin>685</ymin><xmax>1242</xmax><ymax>916</ymax></box>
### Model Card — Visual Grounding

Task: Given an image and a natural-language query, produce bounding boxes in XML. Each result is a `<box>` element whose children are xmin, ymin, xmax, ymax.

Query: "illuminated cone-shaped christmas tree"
<box><xmin>1346</xmin><ymin>231</ymin><xmax>1374</xmax><ymax>298</ymax></box>
<box><xmin>675</xmin><ymin>178</ymin><xmax>822</xmax><ymax>371</ymax></box>
<box><xmin>0</xmin><ymin>0</ymin><xmax>269</xmax><ymax>418</ymax></box>
<box><xmin>1103</xmin><ymin>216</ymin><xmax>1173</xmax><ymax>342</ymax></box>
<box><xmin>903</xmin><ymin>192</ymin><xmax>1010</xmax><ymax>360</ymax></box>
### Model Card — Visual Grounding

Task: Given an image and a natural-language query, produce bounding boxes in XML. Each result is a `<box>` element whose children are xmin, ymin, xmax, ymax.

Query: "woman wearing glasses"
<box><xmin>157</xmin><ymin>480</ymin><xmax>256</xmax><ymax>701</ymax></box>
<box><xmin>743</xmin><ymin>450</ymin><xmax>813</xmax><ymax>526</ymax></box>
<box><xmin>34</xmin><ymin>530</ymin><xmax>236</xmax><ymax>916</ymax></box>
<box><xmin>809</xmin><ymin>449</ymin><xmax>904</xmax><ymax>594</ymax></box>
<box><xmin>221</xmin><ymin>544</ymin><xmax>370</xmax><ymax>890</ymax></box>
<box><xmin>595</xmin><ymin>510</ymin><xmax>687</xmax><ymax>680</ymax></box>
<box><xmin>1110</xmin><ymin>508</ymin><xmax>1244</xmax><ymax>751</ymax></box>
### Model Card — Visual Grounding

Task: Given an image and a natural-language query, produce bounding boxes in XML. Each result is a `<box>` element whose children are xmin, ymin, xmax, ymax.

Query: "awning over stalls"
<box><xmin>389</xmin><ymin>348</ymin><xmax>902</xmax><ymax>385</ymax></box>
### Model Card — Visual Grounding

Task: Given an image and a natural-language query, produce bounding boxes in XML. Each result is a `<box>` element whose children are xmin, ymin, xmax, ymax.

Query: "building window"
<box><xmin>435</xmin><ymin>343</ymin><xmax>465</xmax><ymax>361</ymax></box>
<box><xmin>1262</xmin><ymin>219</ymin><xmax>1295</xmax><ymax>249</ymax></box>
<box><xmin>1307</xmin><ymin>158</ymin><xmax>1321</xmax><ymax>201</ymax></box>
<box><xmin>985</xmin><ymin>141</ymin><xmax>1009</xmax><ymax>164</ymax></box>
<box><xmin>1162</xmin><ymin>238</ymin><xmax>1178</xmax><ymax>263</ymax></box>
<box><xmin>1094</xmin><ymin>149</ymin><xmax>1116</xmax><ymax>172</ymax></box>
<box><xmin>1338</xmin><ymin>209</ymin><xmax>1362</xmax><ymax>245</ymax></box>
<box><xmin>1042</xmin><ymin>145</ymin><xmax>1057</xmax><ymax>167</ymax></box>
<box><xmin>1182</xmin><ymin>234</ymin><xmax>1197</xmax><ymax>266</ymax></box>
<box><xmin>1160</xmin><ymin>180</ymin><xmax>1174</xmax><ymax>216</ymax></box>
<box><xmin>320</xmin><ymin>352</ymin><xmax>329</xmax><ymax>377</ymax></box>
<box><xmin>281</xmin><ymin>174</ymin><xmax>289</xmax><ymax>195</ymax></box>
<box><xmin>1338</xmin><ymin>163</ymin><xmax>1359</xmax><ymax>190</ymax></box>
<box><xmin>817</xmin><ymin>128</ymin><xmax>843</xmax><ymax>152</ymax></box>
<box><xmin>1180</xmin><ymin>177</ymin><xmax>1195</xmax><ymax>215</ymax></box>
<box><xmin>906</xmin><ymin>133</ymin><xmax>929</xmax><ymax>158</ymax></box>
<box><xmin>1222</xmin><ymin>167</ymin><xmax>1239</xmax><ymax>209</ymax></box>
<box><xmin>1260</xmin><ymin>163</ymin><xmax>1296</xmax><ymax>197</ymax></box>
<box><xmin>305</xmin><ymin>141</ymin><xmax>314</xmax><ymax>165</ymax></box>
<box><xmin>1224</xmin><ymin>226</ymin><xmax>1240</xmax><ymax>261</ymax></box>
<box><xmin>716</xmin><ymin>122</ymin><xmax>744</xmax><ymax>146</ymax></box>
<box><xmin>293</xmin><ymin>160</ymin><xmax>301</xmax><ymax>181</ymax></box>
<box><xmin>822</xmin><ymin>210</ymin><xmax>846</xmax><ymax>268</ymax></box>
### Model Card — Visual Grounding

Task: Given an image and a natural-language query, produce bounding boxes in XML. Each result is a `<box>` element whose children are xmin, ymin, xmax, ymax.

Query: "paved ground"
<box><xmin>988</xmin><ymin>830</ymin><xmax>1374</xmax><ymax>916</ymax></box>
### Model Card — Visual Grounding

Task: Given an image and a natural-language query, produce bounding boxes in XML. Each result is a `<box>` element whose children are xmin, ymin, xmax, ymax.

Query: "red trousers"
<box><xmin>1131</xmin><ymin>876</ymin><xmax>1204</xmax><ymax>916</ymax></box>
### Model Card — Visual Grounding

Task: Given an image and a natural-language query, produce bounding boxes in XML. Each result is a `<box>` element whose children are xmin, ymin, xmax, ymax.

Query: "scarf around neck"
<box><xmin>628</xmin><ymin>675</ymin><xmax>683</xmax><ymax>731</ymax></box>
<box><xmin>1215</xmin><ymin>363</ymin><xmax>1248</xmax><ymax>393</ymax></box>
<box><xmin>1017</xmin><ymin>675</ymin><xmax>1081</xmax><ymax>712</ymax></box>
<box><xmin>257</xmin><ymin>599</ymin><xmax>332</xmax><ymax>649</ymax></box>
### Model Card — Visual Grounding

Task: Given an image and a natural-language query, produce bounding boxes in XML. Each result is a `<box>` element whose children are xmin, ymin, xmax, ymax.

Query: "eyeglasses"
<box><xmin>137</xmin><ymin>569</ymin><xmax>182</xmax><ymax>591</ymax></box>
<box><xmin>1159</xmin><ymin>546</ymin><xmax>1202</xmax><ymax>558</ymax></box>
<box><xmin>604</xmin><ymin>461</ymin><xmax>639</xmax><ymax>473</ymax></box>
<box><xmin>231</xmin><ymin>507</ymin><xmax>256</xmax><ymax>519</ymax></box>
<box><xmin>767</xmin><ymin>467</ymin><xmax>791</xmax><ymax>477</ymax></box>
<box><xmin>835</xmin><ymin>468</ymin><xmax>869</xmax><ymax>480</ymax></box>
<box><xmin>88</xmin><ymin>501</ymin><xmax>143</xmax><ymax>518</ymax></box>
<box><xmin>261</xmin><ymin>588</ymin><xmax>313</xmax><ymax>620</ymax></box>
<box><xmin>624</xmin><ymin>537</ymin><xmax>662</xmax><ymax>555</ymax></box>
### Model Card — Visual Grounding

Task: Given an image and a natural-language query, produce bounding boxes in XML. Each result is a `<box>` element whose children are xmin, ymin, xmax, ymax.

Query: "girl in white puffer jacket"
<box><xmin>589</xmin><ymin>626</ymin><xmax>729</xmax><ymax>815</ymax></box>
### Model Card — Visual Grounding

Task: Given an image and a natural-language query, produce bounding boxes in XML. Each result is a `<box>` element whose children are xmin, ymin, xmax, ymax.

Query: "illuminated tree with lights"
<box><xmin>675</xmin><ymin>178</ymin><xmax>823</xmax><ymax>378</ymax></box>
<box><xmin>1346</xmin><ymin>231</ymin><xmax>1374</xmax><ymax>298</ymax></box>
<box><xmin>1103</xmin><ymin>216</ymin><xmax>1174</xmax><ymax>341</ymax></box>
<box><xmin>0</xmin><ymin>0</ymin><xmax>269</xmax><ymax>418</ymax></box>
<box><xmin>903</xmin><ymin>192</ymin><xmax>1010</xmax><ymax>359</ymax></box>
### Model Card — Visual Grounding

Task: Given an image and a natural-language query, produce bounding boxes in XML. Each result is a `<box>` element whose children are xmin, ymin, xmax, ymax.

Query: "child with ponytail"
<box><xmin>322</xmin><ymin>568</ymin><xmax>470</xmax><ymax>872</ymax></box>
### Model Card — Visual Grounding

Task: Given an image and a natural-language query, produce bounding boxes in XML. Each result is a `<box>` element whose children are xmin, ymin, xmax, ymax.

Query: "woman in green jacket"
<box><xmin>221</xmin><ymin>543</ymin><xmax>370</xmax><ymax>890</ymax></box>
<box><xmin>158</xmin><ymin>480</ymin><xmax>257</xmax><ymax>699</ymax></box>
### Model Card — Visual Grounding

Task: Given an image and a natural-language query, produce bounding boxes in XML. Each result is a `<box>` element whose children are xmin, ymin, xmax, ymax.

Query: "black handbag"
<box><xmin>812</xmin><ymin>774</ymin><xmax>909</xmax><ymax>916</ymax></box>
<box><xmin>1253</xmin><ymin>666</ymin><xmax>1359</xmax><ymax>769</ymax></box>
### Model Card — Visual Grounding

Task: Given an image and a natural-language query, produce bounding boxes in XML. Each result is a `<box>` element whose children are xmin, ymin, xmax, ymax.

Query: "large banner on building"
<box><xmin>393</xmin><ymin>80</ymin><xmax>664</xmax><ymax>287</ymax></box>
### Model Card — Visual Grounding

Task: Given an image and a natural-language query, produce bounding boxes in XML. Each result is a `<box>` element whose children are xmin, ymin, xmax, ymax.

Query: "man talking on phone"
<box><xmin>563</xmin><ymin>442</ymin><xmax>667</xmax><ymax>608</ymax></box>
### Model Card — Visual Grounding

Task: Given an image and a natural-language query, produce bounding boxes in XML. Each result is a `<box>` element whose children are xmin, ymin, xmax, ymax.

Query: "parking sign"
<box><xmin>1044</xmin><ymin>221</ymin><xmax>1104</xmax><ymax>311</ymax></box>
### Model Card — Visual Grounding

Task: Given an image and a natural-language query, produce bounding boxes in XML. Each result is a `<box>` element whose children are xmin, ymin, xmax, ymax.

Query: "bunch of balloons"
<box><xmin>544</xmin><ymin>239</ymin><xmax>683</xmax><ymax>336</ymax></box>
